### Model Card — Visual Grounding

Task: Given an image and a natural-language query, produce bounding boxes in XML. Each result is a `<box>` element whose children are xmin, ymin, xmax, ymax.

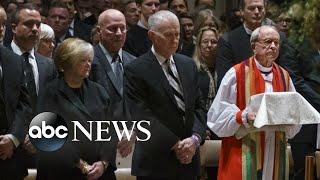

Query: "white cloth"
<box><xmin>250</xmin><ymin>92</ymin><xmax>320</xmax><ymax>128</ymax></box>
<box><xmin>207</xmin><ymin>62</ymin><xmax>301</xmax><ymax>180</ymax></box>
<box><xmin>68</xmin><ymin>19</ymin><xmax>74</xmax><ymax>37</ymax></box>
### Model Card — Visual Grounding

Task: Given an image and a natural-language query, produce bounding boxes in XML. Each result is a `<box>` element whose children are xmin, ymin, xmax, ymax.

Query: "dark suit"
<box><xmin>89</xmin><ymin>45</ymin><xmax>135</xmax><ymax>120</ymax></box>
<box><xmin>124</xmin><ymin>25</ymin><xmax>151</xmax><ymax>57</ymax></box>
<box><xmin>215</xmin><ymin>25</ymin><xmax>252</xmax><ymax>85</ymax></box>
<box><xmin>6</xmin><ymin>45</ymin><xmax>56</xmax><ymax>116</ymax></box>
<box><xmin>36</xmin><ymin>77</ymin><xmax>117</xmax><ymax>180</ymax></box>
<box><xmin>279</xmin><ymin>39</ymin><xmax>320</xmax><ymax>179</ymax></box>
<box><xmin>70</xmin><ymin>18</ymin><xmax>92</xmax><ymax>43</ymax></box>
<box><xmin>34</xmin><ymin>53</ymin><xmax>57</xmax><ymax>99</ymax></box>
<box><xmin>0</xmin><ymin>45</ymin><xmax>31</xmax><ymax>179</ymax></box>
<box><xmin>124</xmin><ymin>50</ymin><xmax>206</xmax><ymax>179</ymax></box>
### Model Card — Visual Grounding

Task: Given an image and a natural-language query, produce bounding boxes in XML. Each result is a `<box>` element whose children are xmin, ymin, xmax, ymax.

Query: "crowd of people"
<box><xmin>0</xmin><ymin>0</ymin><xmax>319</xmax><ymax>179</ymax></box>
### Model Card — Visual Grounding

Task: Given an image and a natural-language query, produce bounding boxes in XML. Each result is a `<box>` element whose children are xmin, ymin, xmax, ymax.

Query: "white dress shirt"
<box><xmin>11</xmin><ymin>41</ymin><xmax>39</xmax><ymax>94</ymax></box>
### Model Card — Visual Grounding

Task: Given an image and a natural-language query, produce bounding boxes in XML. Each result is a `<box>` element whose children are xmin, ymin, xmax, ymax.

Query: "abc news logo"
<box><xmin>29</xmin><ymin>112</ymin><xmax>151</xmax><ymax>152</ymax></box>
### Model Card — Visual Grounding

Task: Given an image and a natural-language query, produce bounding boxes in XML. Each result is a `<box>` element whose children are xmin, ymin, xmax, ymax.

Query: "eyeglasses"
<box><xmin>257</xmin><ymin>38</ymin><xmax>279</xmax><ymax>47</ymax></box>
<box><xmin>153</xmin><ymin>31</ymin><xmax>180</xmax><ymax>39</ymax></box>
<box><xmin>201</xmin><ymin>39</ymin><xmax>218</xmax><ymax>46</ymax></box>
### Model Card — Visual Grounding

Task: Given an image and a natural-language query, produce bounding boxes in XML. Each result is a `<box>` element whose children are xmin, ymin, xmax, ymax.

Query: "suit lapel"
<box><xmin>35</xmin><ymin>54</ymin><xmax>44</xmax><ymax>95</ymax></box>
<box><xmin>147</xmin><ymin>51</ymin><xmax>178</xmax><ymax>106</ymax></box>
<box><xmin>57</xmin><ymin>78</ymin><xmax>93</xmax><ymax>119</ymax></box>
<box><xmin>122</xmin><ymin>51</ymin><xmax>132</xmax><ymax>66</ymax></box>
<box><xmin>95</xmin><ymin>46</ymin><xmax>122</xmax><ymax>96</ymax></box>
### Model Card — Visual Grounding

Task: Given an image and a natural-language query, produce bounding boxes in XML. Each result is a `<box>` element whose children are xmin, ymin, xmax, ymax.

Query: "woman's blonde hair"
<box><xmin>54</xmin><ymin>38</ymin><xmax>94</xmax><ymax>73</ymax></box>
<box><xmin>192</xmin><ymin>26</ymin><xmax>219</xmax><ymax>70</ymax></box>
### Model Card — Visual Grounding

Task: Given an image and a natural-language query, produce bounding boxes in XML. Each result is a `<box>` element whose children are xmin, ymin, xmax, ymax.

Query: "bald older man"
<box><xmin>89</xmin><ymin>9</ymin><xmax>136</xmax><ymax>158</ymax></box>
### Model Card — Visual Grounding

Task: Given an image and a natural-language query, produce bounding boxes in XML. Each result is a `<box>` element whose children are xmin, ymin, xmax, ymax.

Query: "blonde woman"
<box><xmin>37</xmin><ymin>38</ymin><xmax>117</xmax><ymax>180</ymax></box>
<box><xmin>193</xmin><ymin>26</ymin><xmax>219</xmax><ymax>111</ymax></box>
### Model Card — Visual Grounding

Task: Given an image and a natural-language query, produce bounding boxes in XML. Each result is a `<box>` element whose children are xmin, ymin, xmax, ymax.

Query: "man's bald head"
<box><xmin>98</xmin><ymin>9</ymin><xmax>125</xmax><ymax>26</ymax></box>
<box><xmin>97</xmin><ymin>9</ymin><xmax>127</xmax><ymax>53</ymax></box>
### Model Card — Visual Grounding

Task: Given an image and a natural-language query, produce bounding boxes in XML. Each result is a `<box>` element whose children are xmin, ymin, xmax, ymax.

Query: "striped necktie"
<box><xmin>165</xmin><ymin>59</ymin><xmax>185</xmax><ymax>115</ymax></box>
<box><xmin>112</xmin><ymin>54</ymin><xmax>123</xmax><ymax>94</ymax></box>
<box><xmin>22</xmin><ymin>52</ymin><xmax>37</xmax><ymax>113</ymax></box>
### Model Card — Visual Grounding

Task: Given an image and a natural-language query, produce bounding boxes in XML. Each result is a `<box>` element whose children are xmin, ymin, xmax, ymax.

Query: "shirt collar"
<box><xmin>11</xmin><ymin>41</ymin><xmax>35</xmax><ymax>60</ymax></box>
<box><xmin>243</xmin><ymin>24</ymin><xmax>253</xmax><ymax>35</ymax></box>
<box><xmin>254</xmin><ymin>57</ymin><xmax>272</xmax><ymax>73</ymax></box>
<box><xmin>70</xmin><ymin>19</ymin><xmax>74</xmax><ymax>30</ymax></box>
<box><xmin>99</xmin><ymin>43</ymin><xmax>123</xmax><ymax>64</ymax></box>
<box><xmin>151</xmin><ymin>46</ymin><xmax>174</xmax><ymax>66</ymax></box>
<box><xmin>137</xmin><ymin>20</ymin><xmax>148</xmax><ymax>30</ymax></box>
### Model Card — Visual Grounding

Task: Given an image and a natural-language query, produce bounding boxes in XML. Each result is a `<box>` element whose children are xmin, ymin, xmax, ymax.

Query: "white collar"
<box><xmin>151</xmin><ymin>46</ymin><xmax>174</xmax><ymax>66</ymax></box>
<box><xmin>137</xmin><ymin>20</ymin><xmax>148</xmax><ymax>30</ymax></box>
<box><xmin>243</xmin><ymin>24</ymin><xmax>253</xmax><ymax>35</ymax></box>
<box><xmin>69</xmin><ymin>19</ymin><xmax>74</xmax><ymax>30</ymax></box>
<box><xmin>254</xmin><ymin>58</ymin><xmax>272</xmax><ymax>73</ymax></box>
<box><xmin>11</xmin><ymin>41</ymin><xmax>35</xmax><ymax>59</ymax></box>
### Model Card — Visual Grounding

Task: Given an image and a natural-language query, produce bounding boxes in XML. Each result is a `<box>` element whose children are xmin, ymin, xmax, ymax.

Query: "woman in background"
<box><xmin>36</xmin><ymin>23</ymin><xmax>55</xmax><ymax>58</ymax></box>
<box><xmin>193</xmin><ymin>26</ymin><xmax>219</xmax><ymax>112</ymax></box>
<box><xmin>193</xmin><ymin>26</ymin><xmax>220</xmax><ymax>180</ymax></box>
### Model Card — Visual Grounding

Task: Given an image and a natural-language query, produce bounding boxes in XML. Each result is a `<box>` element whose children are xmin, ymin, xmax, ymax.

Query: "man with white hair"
<box><xmin>125</xmin><ymin>10</ymin><xmax>206</xmax><ymax>180</ymax></box>
<box><xmin>207</xmin><ymin>25</ymin><xmax>301</xmax><ymax>180</ymax></box>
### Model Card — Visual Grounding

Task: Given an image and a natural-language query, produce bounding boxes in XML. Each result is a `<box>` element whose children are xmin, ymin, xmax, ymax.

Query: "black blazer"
<box><xmin>6</xmin><ymin>45</ymin><xmax>57</xmax><ymax>115</ymax></box>
<box><xmin>0</xmin><ymin>45</ymin><xmax>31</xmax><ymax>179</ymax></box>
<box><xmin>124</xmin><ymin>50</ymin><xmax>206</xmax><ymax>178</ymax></box>
<box><xmin>68</xmin><ymin>18</ymin><xmax>92</xmax><ymax>43</ymax></box>
<box><xmin>89</xmin><ymin>45</ymin><xmax>135</xmax><ymax>120</ymax></box>
<box><xmin>36</xmin><ymin>77</ymin><xmax>117</xmax><ymax>180</ymax></box>
<box><xmin>279</xmin><ymin>39</ymin><xmax>320</xmax><ymax>144</ymax></box>
<box><xmin>123</xmin><ymin>25</ymin><xmax>152</xmax><ymax>57</ymax></box>
<box><xmin>215</xmin><ymin>25</ymin><xmax>252</xmax><ymax>85</ymax></box>
<box><xmin>34</xmin><ymin>53</ymin><xmax>57</xmax><ymax>97</ymax></box>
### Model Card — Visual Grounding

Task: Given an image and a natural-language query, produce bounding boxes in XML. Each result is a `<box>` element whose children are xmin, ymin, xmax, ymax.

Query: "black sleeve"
<box><xmin>278</xmin><ymin>41</ymin><xmax>320</xmax><ymax>112</ymax></box>
<box><xmin>215</xmin><ymin>37</ymin><xmax>235</xmax><ymax>87</ymax></box>
<box><xmin>191</xmin><ymin>63</ymin><xmax>207</xmax><ymax>144</ymax></box>
<box><xmin>11</xmin><ymin>59</ymin><xmax>32</xmax><ymax>142</ymax></box>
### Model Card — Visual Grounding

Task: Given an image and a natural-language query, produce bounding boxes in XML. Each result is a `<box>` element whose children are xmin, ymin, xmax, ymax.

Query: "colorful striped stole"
<box><xmin>234</xmin><ymin>57</ymin><xmax>290</xmax><ymax>180</ymax></box>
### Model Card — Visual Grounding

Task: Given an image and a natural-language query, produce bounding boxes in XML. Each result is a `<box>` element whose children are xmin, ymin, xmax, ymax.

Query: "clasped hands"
<box><xmin>117</xmin><ymin>131</ymin><xmax>136</xmax><ymax>158</ymax></box>
<box><xmin>77</xmin><ymin>159</ymin><xmax>106</xmax><ymax>180</ymax></box>
<box><xmin>171</xmin><ymin>137</ymin><xmax>197</xmax><ymax>164</ymax></box>
<box><xmin>0</xmin><ymin>135</ymin><xmax>15</xmax><ymax>160</ymax></box>
<box><xmin>245</xmin><ymin>112</ymin><xmax>256</xmax><ymax>124</ymax></box>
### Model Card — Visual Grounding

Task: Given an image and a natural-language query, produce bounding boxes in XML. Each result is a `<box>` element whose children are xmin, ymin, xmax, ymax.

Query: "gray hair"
<box><xmin>148</xmin><ymin>10</ymin><xmax>179</xmax><ymax>31</ymax></box>
<box><xmin>54</xmin><ymin>38</ymin><xmax>94</xmax><ymax>73</ymax></box>
<box><xmin>250</xmin><ymin>25</ymin><xmax>278</xmax><ymax>43</ymax></box>
<box><xmin>40</xmin><ymin>23</ymin><xmax>55</xmax><ymax>40</ymax></box>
